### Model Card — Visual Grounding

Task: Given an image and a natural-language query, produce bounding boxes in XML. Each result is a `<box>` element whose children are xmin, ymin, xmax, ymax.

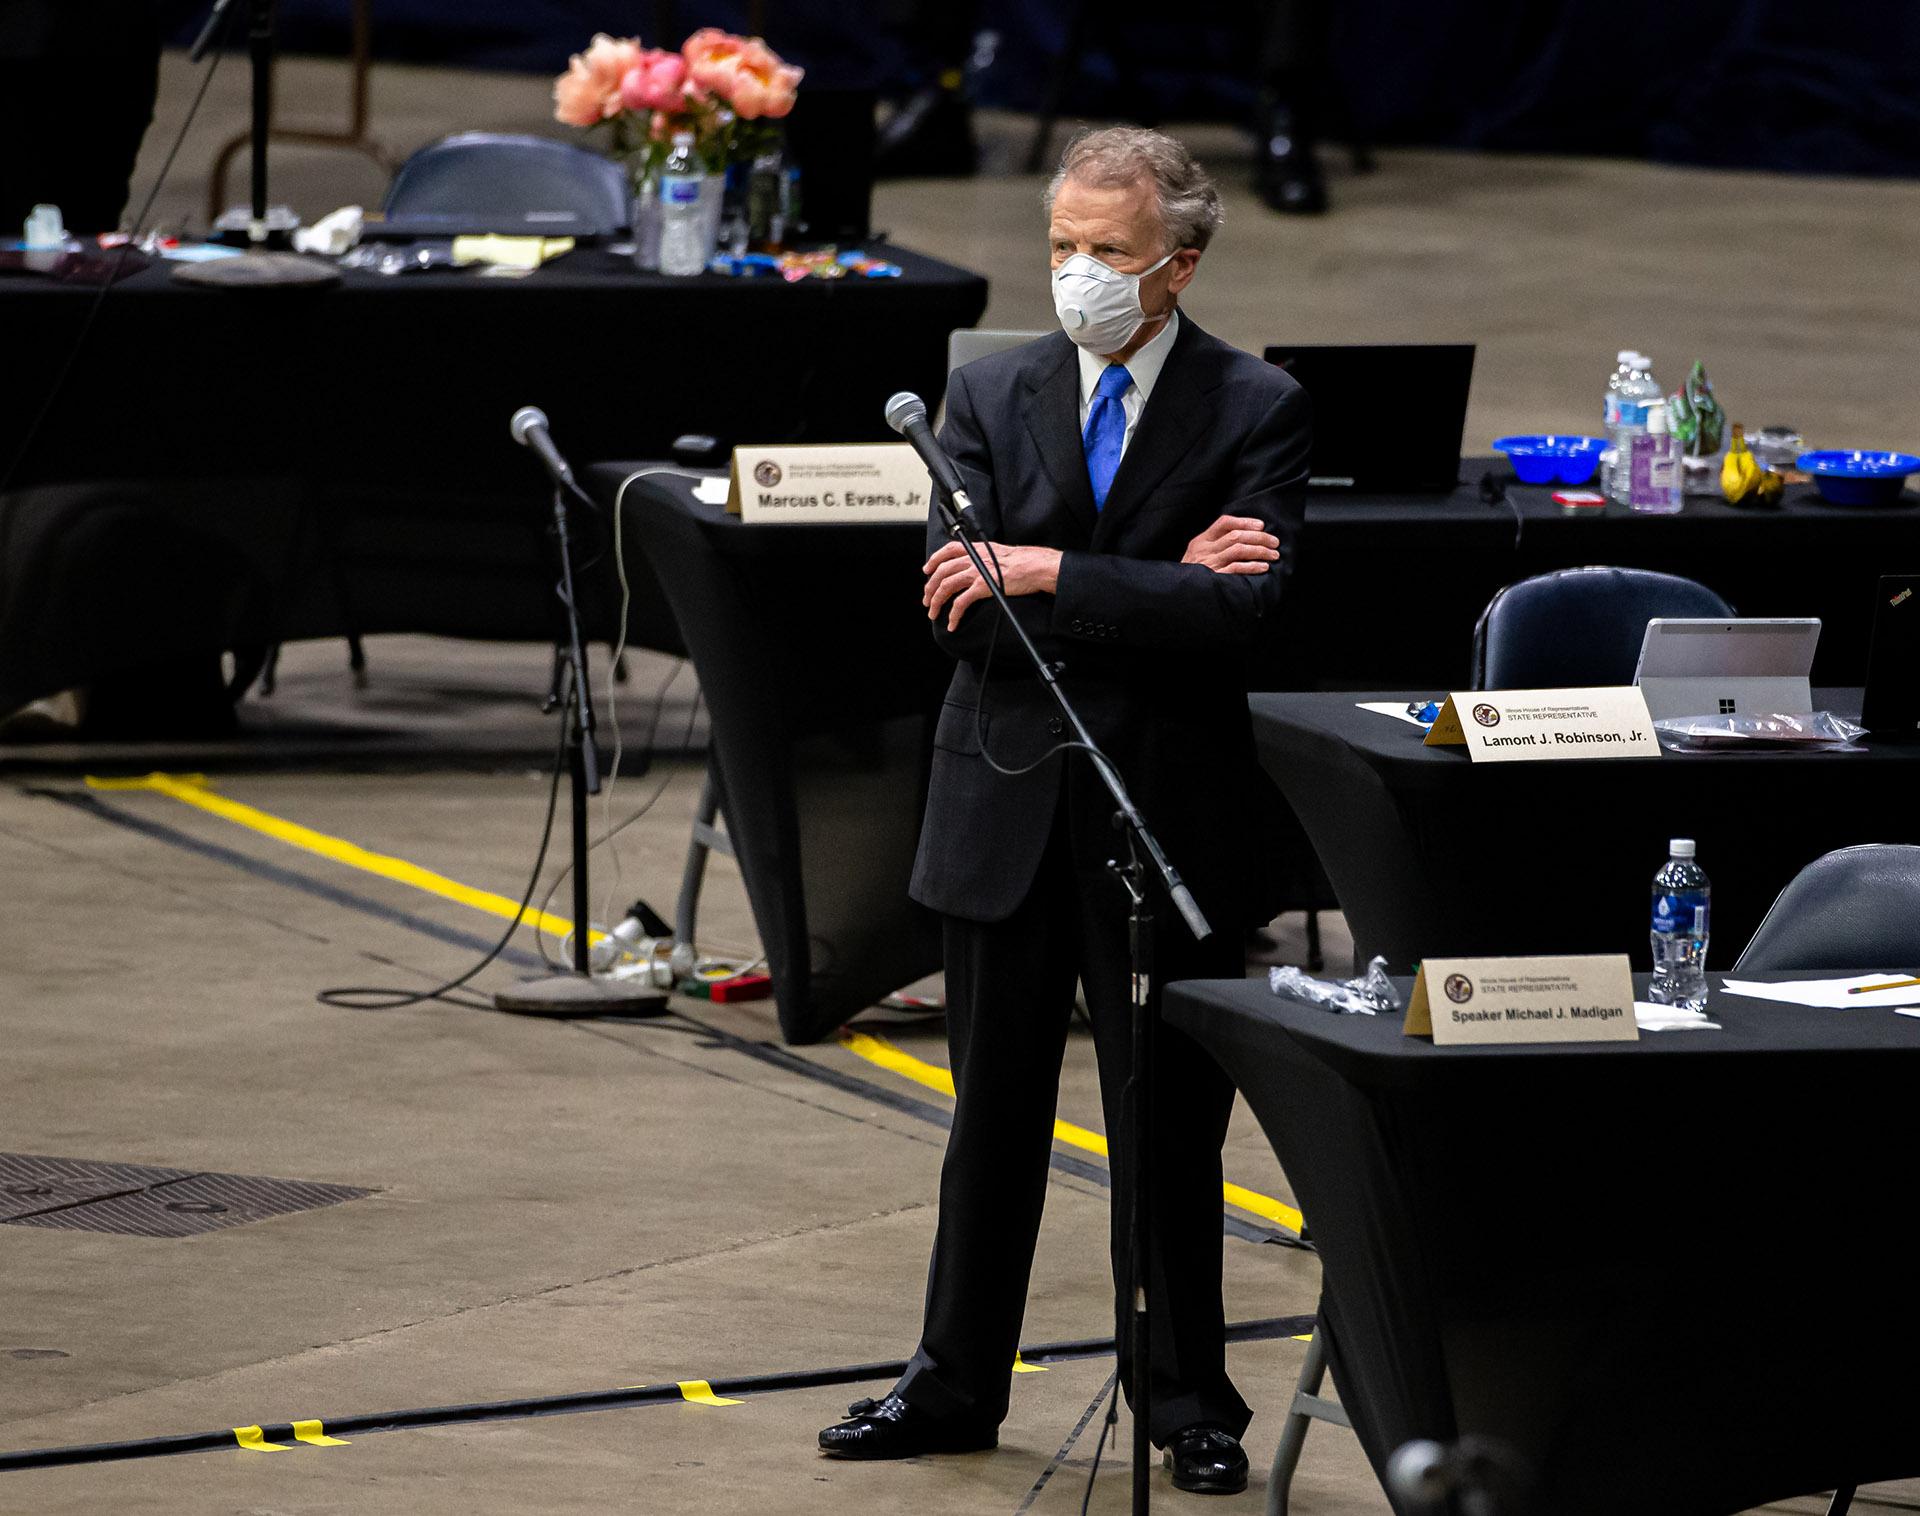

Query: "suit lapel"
<box><xmin>1022</xmin><ymin>337</ymin><xmax>1098</xmax><ymax>538</ymax></box>
<box><xmin>1092</xmin><ymin>316</ymin><xmax>1211</xmax><ymax>546</ymax></box>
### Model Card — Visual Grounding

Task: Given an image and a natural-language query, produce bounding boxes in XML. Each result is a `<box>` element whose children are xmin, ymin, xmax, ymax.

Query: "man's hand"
<box><xmin>922</xmin><ymin>541</ymin><xmax>1062</xmax><ymax>632</ymax></box>
<box><xmin>1181</xmin><ymin>515</ymin><xmax>1280</xmax><ymax>575</ymax></box>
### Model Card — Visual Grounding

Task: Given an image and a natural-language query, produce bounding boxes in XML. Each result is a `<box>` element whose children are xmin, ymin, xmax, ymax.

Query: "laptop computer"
<box><xmin>1632</xmin><ymin>618</ymin><xmax>1821</xmax><ymax>722</ymax></box>
<box><xmin>1260</xmin><ymin>343</ymin><xmax>1475</xmax><ymax>493</ymax></box>
<box><xmin>1862</xmin><ymin>575</ymin><xmax>1920</xmax><ymax>736</ymax></box>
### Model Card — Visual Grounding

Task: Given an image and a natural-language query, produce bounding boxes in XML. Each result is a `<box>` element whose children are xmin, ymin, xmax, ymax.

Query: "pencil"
<box><xmin>1847</xmin><ymin>977</ymin><xmax>1920</xmax><ymax>994</ymax></box>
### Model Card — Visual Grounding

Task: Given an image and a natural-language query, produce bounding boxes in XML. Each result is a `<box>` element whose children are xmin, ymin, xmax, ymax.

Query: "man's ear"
<box><xmin>1166</xmin><ymin>248</ymin><xmax>1201</xmax><ymax>296</ymax></box>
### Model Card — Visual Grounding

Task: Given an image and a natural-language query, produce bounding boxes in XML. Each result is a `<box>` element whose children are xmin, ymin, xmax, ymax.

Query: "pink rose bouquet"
<box><xmin>551</xmin><ymin>25</ymin><xmax>804</xmax><ymax>185</ymax></box>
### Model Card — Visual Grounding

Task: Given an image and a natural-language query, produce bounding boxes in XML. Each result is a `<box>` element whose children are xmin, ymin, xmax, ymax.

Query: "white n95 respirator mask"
<box><xmin>1051</xmin><ymin>251</ymin><xmax>1173</xmax><ymax>354</ymax></box>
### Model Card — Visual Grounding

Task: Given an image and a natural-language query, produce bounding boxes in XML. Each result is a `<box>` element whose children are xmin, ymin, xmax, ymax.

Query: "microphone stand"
<box><xmin>494</xmin><ymin>483</ymin><xmax>668</xmax><ymax>1018</ymax></box>
<box><xmin>929</xmin><ymin>489</ymin><xmax>1209</xmax><ymax>1516</ymax></box>
<box><xmin>172</xmin><ymin>0</ymin><xmax>338</xmax><ymax>288</ymax></box>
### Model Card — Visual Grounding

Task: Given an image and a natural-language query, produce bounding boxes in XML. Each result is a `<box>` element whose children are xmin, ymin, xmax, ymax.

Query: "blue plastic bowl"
<box><xmin>1796</xmin><ymin>450</ymin><xmax>1920</xmax><ymax>507</ymax></box>
<box><xmin>1492</xmin><ymin>435</ymin><xmax>1608</xmax><ymax>486</ymax></box>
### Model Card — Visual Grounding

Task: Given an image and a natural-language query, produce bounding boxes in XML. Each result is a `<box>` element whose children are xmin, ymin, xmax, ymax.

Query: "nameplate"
<box><xmin>727</xmin><ymin>443</ymin><xmax>931</xmax><ymax>523</ymax></box>
<box><xmin>1405</xmin><ymin>954</ymin><xmax>1639</xmax><ymax>1044</ymax></box>
<box><xmin>1424</xmin><ymin>687</ymin><xmax>1661</xmax><ymax>762</ymax></box>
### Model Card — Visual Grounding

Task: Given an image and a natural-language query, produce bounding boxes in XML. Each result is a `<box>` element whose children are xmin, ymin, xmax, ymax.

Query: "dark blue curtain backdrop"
<box><xmin>163</xmin><ymin>0</ymin><xmax>1920</xmax><ymax>177</ymax></box>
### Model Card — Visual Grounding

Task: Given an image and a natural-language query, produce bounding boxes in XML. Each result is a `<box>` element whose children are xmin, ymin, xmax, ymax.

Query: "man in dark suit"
<box><xmin>819</xmin><ymin>126</ymin><xmax>1310</xmax><ymax>1496</ymax></box>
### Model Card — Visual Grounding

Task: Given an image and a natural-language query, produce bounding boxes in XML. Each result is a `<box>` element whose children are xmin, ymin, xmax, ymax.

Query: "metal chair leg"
<box><xmin>674</xmin><ymin>759</ymin><xmax>734</xmax><ymax>955</ymax></box>
<box><xmin>1828</xmin><ymin>1486</ymin><xmax>1856</xmax><ymax>1516</ymax></box>
<box><xmin>1268</xmin><ymin>1316</ymin><xmax>1348</xmax><ymax>1516</ymax></box>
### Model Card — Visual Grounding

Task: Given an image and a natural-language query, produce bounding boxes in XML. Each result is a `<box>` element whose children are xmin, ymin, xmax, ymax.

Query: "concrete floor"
<box><xmin>5</xmin><ymin>46</ymin><xmax>1920</xmax><ymax>1516</ymax></box>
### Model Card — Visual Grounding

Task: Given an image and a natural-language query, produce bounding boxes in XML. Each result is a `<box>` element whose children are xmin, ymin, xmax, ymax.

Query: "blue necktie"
<box><xmin>1083</xmin><ymin>364</ymin><xmax>1134</xmax><ymax>510</ymax></box>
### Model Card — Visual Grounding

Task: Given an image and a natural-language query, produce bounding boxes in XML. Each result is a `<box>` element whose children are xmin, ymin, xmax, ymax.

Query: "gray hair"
<box><xmin>1044</xmin><ymin>126</ymin><xmax>1223</xmax><ymax>253</ymax></box>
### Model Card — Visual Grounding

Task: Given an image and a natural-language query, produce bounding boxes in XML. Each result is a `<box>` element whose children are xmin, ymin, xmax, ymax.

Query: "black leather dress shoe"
<box><xmin>1163</xmin><ymin>1425</ymin><xmax>1250</xmax><ymax>1494</ymax></box>
<box><xmin>818</xmin><ymin>1394</ymin><xmax>997</xmax><ymax>1459</ymax></box>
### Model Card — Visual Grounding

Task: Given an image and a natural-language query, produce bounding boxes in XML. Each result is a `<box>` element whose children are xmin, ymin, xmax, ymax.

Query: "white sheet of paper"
<box><xmin>693</xmin><ymin>477</ymin><xmax>731</xmax><ymax>506</ymax></box>
<box><xmin>1356</xmin><ymin>701</ymin><xmax>1433</xmax><ymax>729</ymax></box>
<box><xmin>1715</xmin><ymin>974</ymin><xmax>1920</xmax><ymax>1009</ymax></box>
<box><xmin>1633</xmin><ymin>1000</ymin><xmax>1721</xmax><ymax>1030</ymax></box>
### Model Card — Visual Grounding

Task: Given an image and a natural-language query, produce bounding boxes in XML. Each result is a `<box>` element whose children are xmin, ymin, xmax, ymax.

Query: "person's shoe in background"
<box><xmin>1255</xmin><ymin>100</ymin><xmax>1328</xmax><ymax>215</ymax></box>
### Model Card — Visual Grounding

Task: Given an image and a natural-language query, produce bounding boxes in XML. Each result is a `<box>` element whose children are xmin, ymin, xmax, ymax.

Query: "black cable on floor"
<box><xmin>315</xmin><ymin>713</ymin><xmax>568</xmax><ymax>1010</ymax></box>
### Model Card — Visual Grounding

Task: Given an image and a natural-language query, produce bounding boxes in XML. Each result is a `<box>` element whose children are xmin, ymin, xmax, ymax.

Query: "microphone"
<box><xmin>884</xmin><ymin>391</ymin><xmax>971</xmax><ymax>512</ymax></box>
<box><xmin>511</xmin><ymin>406</ymin><xmax>575</xmax><ymax>491</ymax></box>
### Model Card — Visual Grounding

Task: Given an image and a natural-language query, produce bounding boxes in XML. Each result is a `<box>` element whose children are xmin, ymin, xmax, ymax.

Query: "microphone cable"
<box><xmin>315</xmin><ymin>708</ymin><xmax>568</xmax><ymax>1011</ymax></box>
<box><xmin>0</xmin><ymin>25</ymin><xmax>235</xmax><ymax>503</ymax></box>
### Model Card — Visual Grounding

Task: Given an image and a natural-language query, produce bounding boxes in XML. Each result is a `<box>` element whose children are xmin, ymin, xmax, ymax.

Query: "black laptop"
<box><xmin>1261</xmin><ymin>343</ymin><xmax>1475</xmax><ymax>494</ymax></box>
<box><xmin>1862</xmin><ymin>574</ymin><xmax>1920</xmax><ymax>736</ymax></box>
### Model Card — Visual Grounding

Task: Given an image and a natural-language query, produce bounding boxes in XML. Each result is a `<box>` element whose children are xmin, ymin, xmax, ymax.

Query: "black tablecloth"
<box><xmin>1292</xmin><ymin>472</ymin><xmax>1920</xmax><ymax>688</ymax></box>
<box><xmin>589</xmin><ymin>463</ymin><xmax>948</xmax><ymax>1043</ymax></box>
<box><xmin>1250</xmin><ymin>689</ymin><xmax>1920</xmax><ymax>974</ymax></box>
<box><xmin>1166</xmin><ymin>971</ymin><xmax>1920</xmax><ymax>1515</ymax></box>
<box><xmin>0</xmin><ymin>247</ymin><xmax>988</xmax><ymax>712</ymax></box>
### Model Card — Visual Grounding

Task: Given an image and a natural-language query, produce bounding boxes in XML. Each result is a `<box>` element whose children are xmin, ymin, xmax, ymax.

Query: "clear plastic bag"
<box><xmin>1269</xmin><ymin>954</ymin><xmax>1401</xmax><ymax>1015</ymax></box>
<box><xmin>1652</xmin><ymin>710</ymin><xmax>1865</xmax><ymax>752</ymax></box>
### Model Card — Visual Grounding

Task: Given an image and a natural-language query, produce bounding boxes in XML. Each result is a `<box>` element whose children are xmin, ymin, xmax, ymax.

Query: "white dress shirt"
<box><xmin>1076</xmin><ymin>308</ymin><xmax>1180</xmax><ymax>463</ymax></box>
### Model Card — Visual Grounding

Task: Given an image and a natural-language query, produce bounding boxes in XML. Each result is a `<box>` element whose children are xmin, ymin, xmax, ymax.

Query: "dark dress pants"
<box><xmin>894</xmin><ymin>798</ymin><xmax>1250</xmax><ymax>1442</ymax></box>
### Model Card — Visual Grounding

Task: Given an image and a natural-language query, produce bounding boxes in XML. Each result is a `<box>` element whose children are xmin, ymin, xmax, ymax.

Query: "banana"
<box><xmin>1722</xmin><ymin>423</ymin><xmax>1761</xmax><ymax>504</ymax></box>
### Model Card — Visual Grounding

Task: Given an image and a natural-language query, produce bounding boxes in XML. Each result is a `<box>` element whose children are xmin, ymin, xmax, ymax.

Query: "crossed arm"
<box><xmin>921</xmin><ymin>516</ymin><xmax>1282</xmax><ymax>631</ymax></box>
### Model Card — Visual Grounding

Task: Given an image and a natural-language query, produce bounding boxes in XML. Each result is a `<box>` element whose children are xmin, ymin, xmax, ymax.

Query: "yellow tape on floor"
<box><xmin>85</xmin><ymin>772</ymin><xmax>595</xmax><ymax>945</ymax></box>
<box><xmin>838</xmin><ymin>1031</ymin><xmax>1304</xmax><ymax>1235</ymax></box>
<box><xmin>232</xmin><ymin>1425</ymin><xmax>288</xmax><ymax>1452</ymax></box>
<box><xmin>678</xmin><ymin>1380</ymin><xmax>743</xmax><ymax>1407</ymax></box>
<box><xmin>85</xmin><ymin>772</ymin><xmax>1300</xmax><ymax>1234</ymax></box>
<box><xmin>291</xmin><ymin>1419</ymin><xmax>349</xmax><ymax>1446</ymax></box>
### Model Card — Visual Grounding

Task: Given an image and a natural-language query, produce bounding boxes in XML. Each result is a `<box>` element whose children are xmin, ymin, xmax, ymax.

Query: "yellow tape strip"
<box><xmin>838</xmin><ymin>1032</ymin><xmax>1304</xmax><ymax>1235</ymax></box>
<box><xmin>678</xmin><ymin>1380</ymin><xmax>743</xmax><ymax>1407</ymax></box>
<box><xmin>87</xmin><ymin>775</ymin><xmax>1300</xmax><ymax>1231</ymax></box>
<box><xmin>1012</xmin><ymin>1353</ymin><xmax>1048</xmax><ymax>1374</ymax></box>
<box><xmin>292</xmin><ymin>1419</ymin><xmax>349</xmax><ymax>1446</ymax></box>
<box><xmin>232</xmin><ymin>1425</ymin><xmax>289</xmax><ymax>1452</ymax></box>
<box><xmin>85</xmin><ymin>772</ymin><xmax>594</xmax><ymax>944</ymax></box>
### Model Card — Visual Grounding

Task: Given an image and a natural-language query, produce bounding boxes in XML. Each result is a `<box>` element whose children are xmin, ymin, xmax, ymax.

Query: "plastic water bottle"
<box><xmin>1601</xmin><ymin>351</ymin><xmax>1637</xmax><ymax>498</ymax></box>
<box><xmin>1602</xmin><ymin>350</ymin><xmax>1638</xmax><ymax>433</ymax></box>
<box><xmin>1608</xmin><ymin>355</ymin><xmax>1661</xmax><ymax>504</ymax></box>
<box><xmin>1628</xmin><ymin>398</ymin><xmax>1683</xmax><ymax>514</ymax></box>
<box><xmin>1649</xmin><ymin>839</ymin><xmax>1710</xmax><ymax>1011</ymax></box>
<box><xmin>658</xmin><ymin>131</ymin><xmax>708</xmax><ymax>278</ymax></box>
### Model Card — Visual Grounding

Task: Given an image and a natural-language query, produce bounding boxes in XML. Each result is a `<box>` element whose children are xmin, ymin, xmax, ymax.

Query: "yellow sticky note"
<box><xmin>451</xmin><ymin>234</ymin><xmax>575</xmax><ymax>270</ymax></box>
<box><xmin>678</xmin><ymin>1380</ymin><xmax>743</xmax><ymax>1407</ymax></box>
<box><xmin>233</xmin><ymin>1425</ymin><xmax>289</xmax><ymax>1452</ymax></box>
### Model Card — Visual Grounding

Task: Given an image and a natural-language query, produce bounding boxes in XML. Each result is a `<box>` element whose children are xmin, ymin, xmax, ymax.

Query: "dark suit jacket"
<box><xmin>908</xmin><ymin>315</ymin><xmax>1312</xmax><ymax>929</ymax></box>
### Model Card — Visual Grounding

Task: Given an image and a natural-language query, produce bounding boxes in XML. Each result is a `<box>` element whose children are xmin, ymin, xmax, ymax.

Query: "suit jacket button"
<box><xmin>1048</xmin><ymin>717</ymin><xmax>1065</xmax><ymax>736</ymax></box>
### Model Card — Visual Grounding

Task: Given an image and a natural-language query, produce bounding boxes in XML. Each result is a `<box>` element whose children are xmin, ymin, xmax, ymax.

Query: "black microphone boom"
<box><xmin>884</xmin><ymin>391</ymin><xmax>971</xmax><ymax>510</ymax></box>
<box><xmin>511</xmin><ymin>405</ymin><xmax>576</xmax><ymax>491</ymax></box>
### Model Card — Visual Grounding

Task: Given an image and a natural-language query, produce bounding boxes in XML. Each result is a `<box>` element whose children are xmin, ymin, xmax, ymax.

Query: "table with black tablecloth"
<box><xmin>586</xmin><ymin>463</ymin><xmax>949</xmax><ymax>1044</ymax></box>
<box><xmin>1166</xmin><ymin>970</ymin><xmax>1920</xmax><ymax>1515</ymax></box>
<box><xmin>1249</xmin><ymin>689</ymin><xmax>1920</xmax><ymax>974</ymax></box>
<box><xmin>1290</xmin><ymin>468</ymin><xmax>1920</xmax><ymax>688</ymax></box>
<box><xmin>0</xmin><ymin>246</ymin><xmax>988</xmax><ymax>712</ymax></box>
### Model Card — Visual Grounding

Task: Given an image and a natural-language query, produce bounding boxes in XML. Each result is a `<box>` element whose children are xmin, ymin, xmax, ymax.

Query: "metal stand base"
<box><xmin>169</xmin><ymin>251</ymin><xmax>341</xmax><ymax>288</ymax></box>
<box><xmin>493</xmin><ymin>973</ymin><xmax>670</xmax><ymax>1018</ymax></box>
